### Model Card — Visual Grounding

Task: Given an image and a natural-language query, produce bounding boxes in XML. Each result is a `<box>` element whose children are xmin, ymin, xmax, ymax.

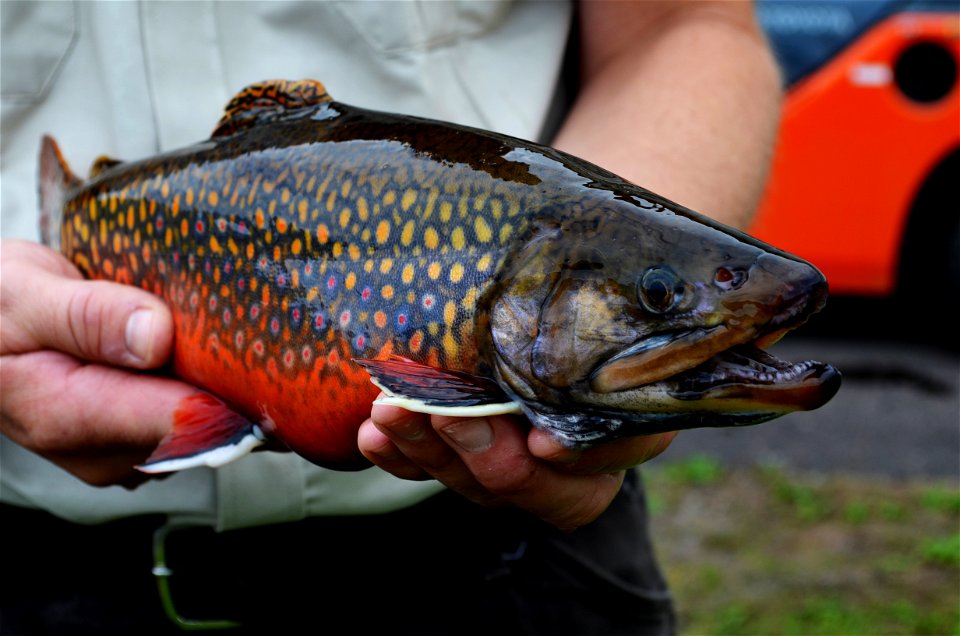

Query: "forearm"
<box><xmin>553</xmin><ymin>1</ymin><xmax>781</xmax><ymax>230</ymax></box>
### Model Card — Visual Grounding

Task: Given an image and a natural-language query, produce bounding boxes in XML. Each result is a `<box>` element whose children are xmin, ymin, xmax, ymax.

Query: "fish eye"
<box><xmin>714</xmin><ymin>267</ymin><xmax>747</xmax><ymax>291</ymax></box>
<box><xmin>638</xmin><ymin>266</ymin><xmax>684</xmax><ymax>314</ymax></box>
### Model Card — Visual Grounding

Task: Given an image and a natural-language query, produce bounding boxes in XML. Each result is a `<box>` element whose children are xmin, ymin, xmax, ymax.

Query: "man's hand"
<box><xmin>358</xmin><ymin>403</ymin><xmax>675</xmax><ymax>531</ymax></box>
<box><xmin>0</xmin><ymin>239</ymin><xmax>193</xmax><ymax>487</ymax></box>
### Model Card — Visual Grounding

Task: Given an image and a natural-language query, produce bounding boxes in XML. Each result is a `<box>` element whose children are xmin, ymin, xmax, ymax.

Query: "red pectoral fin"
<box><xmin>138</xmin><ymin>394</ymin><xmax>264</xmax><ymax>473</ymax></box>
<box><xmin>354</xmin><ymin>356</ymin><xmax>520</xmax><ymax>416</ymax></box>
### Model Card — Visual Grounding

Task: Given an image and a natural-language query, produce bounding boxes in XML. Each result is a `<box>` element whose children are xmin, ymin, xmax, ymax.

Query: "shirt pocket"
<box><xmin>1</xmin><ymin>0</ymin><xmax>77</xmax><ymax>103</ymax></box>
<box><xmin>334</xmin><ymin>0</ymin><xmax>510</xmax><ymax>54</ymax></box>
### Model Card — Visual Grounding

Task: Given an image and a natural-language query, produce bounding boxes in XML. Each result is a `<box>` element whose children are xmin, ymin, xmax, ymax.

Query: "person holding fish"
<box><xmin>0</xmin><ymin>2</ymin><xmax>804</xmax><ymax>634</ymax></box>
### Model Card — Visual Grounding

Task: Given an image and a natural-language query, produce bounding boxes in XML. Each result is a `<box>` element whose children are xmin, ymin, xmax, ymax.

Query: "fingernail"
<box><xmin>441</xmin><ymin>418</ymin><xmax>494</xmax><ymax>453</ymax></box>
<box><xmin>124</xmin><ymin>308</ymin><xmax>155</xmax><ymax>363</ymax></box>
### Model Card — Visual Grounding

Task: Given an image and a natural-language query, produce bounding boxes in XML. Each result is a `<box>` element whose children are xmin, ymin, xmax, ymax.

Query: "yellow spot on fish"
<box><xmin>490</xmin><ymin>198</ymin><xmax>503</xmax><ymax>220</ymax></box>
<box><xmin>126</xmin><ymin>205</ymin><xmax>134</xmax><ymax>228</ymax></box>
<box><xmin>401</xmin><ymin>263</ymin><xmax>415</xmax><ymax>284</ymax></box>
<box><xmin>109</xmin><ymin>195</ymin><xmax>118</xmax><ymax>214</ymax></box>
<box><xmin>423</xmin><ymin>188</ymin><xmax>439</xmax><ymax>220</ymax></box>
<box><xmin>317</xmin><ymin>224</ymin><xmax>329</xmax><ymax>244</ymax></box>
<box><xmin>165</xmin><ymin>228</ymin><xmax>173</xmax><ymax>248</ymax></box>
<box><xmin>379</xmin><ymin>258</ymin><xmax>394</xmax><ymax>274</ymax></box>
<box><xmin>381</xmin><ymin>285</ymin><xmax>394</xmax><ymax>300</ymax></box>
<box><xmin>246</xmin><ymin>243</ymin><xmax>255</xmax><ymax>260</ymax></box>
<box><xmin>443</xmin><ymin>300</ymin><xmax>457</xmax><ymax>326</ymax></box>
<box><xmin>88</xmin><ymin>198</ymin><xmax>98</xmax><ymax>221</ymax></box>
<box><xmin>383</xmin><ymin>190</ymin><xmax>397</xmax><ymax>207</ymax></box>
<box><xmin>428</xmin><ymin>261</ymin><xmax>441</xmax><ymax>280</ymax></box>
<box><xmin>400</xmin><ymin>220</ymin><xmax>415</xmax><ymax>247</ymax></box>
<box><xmin>364</xmin><ymin>259</ymin><xmax>374</xmax><ymax>274</ymax></box>
<box><xmin>273</xmin><ymin>246</ymin><xmax>281</xmax><ymax>263</ymax></box>
<box><xmin>210</xmin><ymin>235</ymin><xmax>223</xmax><ymax>254</ymax></box>
<box><xmin>307</xmin><ymin>287</ymin><xmax>319</xmax><ymax>302</ymax></box>
<box><xmin>439</xmin><ymin>201</ymin><xmax>452</xmax><ymax>222</ymax></box>
<box><xmin>449</xmin><ymin>262</ymin><xmax>465</xmax><ymax>284</ymax></box>
<box><xmin>346</xmin><ymin>272</ymin><xmax>356</xmax><ymax>290</ymax></box>
<box><xmin>339</xmin><ymin>208</ymin><xmax>351</xmax><ymax>229</ymax></box>
<box><xmin>462</xmin><ymin>287</ymin><xmax>478</xmax><ymax>311</ymax></box>
<box><xmin>376</xmin><ymin>220</ymin><xmax>390</xmax><ymax>244</ymax></box>
<box><xmin>298</xmin><ymin>199</ymin><xmax>309</xmax><ymax>223</ymax></box>
<box><xmin>281</xmin><ymin>188</ymin><xmax>291</xmax><ymax>205</ymax></box>
<box><xmin>357</xmin><ymin>197</ymin><xmax>369</xmax><ymax>222</ymax></box>
<box><xmin>185</xmin><ymin>189</ymin><xmax>195</xmax><ymax>206</ymax></box>
<box><xmin>443</xmin><ymin>331</ymin><xmax>458</xmax><ymax>359</ymax></box>
<box><xmin>340</xmin><ymin>179</ymin><xmax>352</xmax><ymax>198</ymax></box>
<box><xmin>292</xmin><ymin>268</ymin><xmax>300</xmax><ymax>288</ymax></box>
<box><xmin>332</xmin><ymin>242</ymin><xmax>343</xmax><ymax>258</ymax></box>
<box><xmin>326</xmin><ymin>190</ymin><xmax>337</xmax><ymax>213</ymax></box>
<box><xmin>401</xmin><ymin>189</ymin><xmax>417</xmax><ymax>212</ymax></box>
<box><xmin>374</xmin><ymin>311</ymin><xmax>387</xmax><ymax>329</ymax></box>
<box><xmin>424</xmin><ymin>227</ymin><xmax>439</xmax><ymax>250</ymax></box>
<box><xmin>161</xmin><ymin>182</ymin><xmax>170</xmax><ymax>199</ymax></box>
<box><xmin>451</xmin><ymin>227</ymin><xmax>466</xmax><ymax>251</ymax></box>
<box><xmin>348</xmin><ymin>243</ymin><xmax>361</xmax><ymax>261</ymax></box>
<box><xmin>407</xmin><ymin>290</ymin><xmax>416</xmax><ymax>303</ymax></box>
<box><xmin>113</xmin><ymin>234</ymin><xmax>122</xmax><ymax>254</ymax></box>
<box><xmin>291</xmin><ymin>238</ymin><xmax>303</xmax><ymax>255</ymax></box>
<box><xmin>477</xmin><ymin>254</ymin><xmax>493</xmax><ymax>272</ymax></box>
<box><xmin>474</xmin><ymin>216</ymin><xmax>493</xmax><ymax>243</ymax></box>
<box><xmin>276</xmin><ymin>218</ymin><xmax>288</xmax><ymax>234</ymax></box>
<box><xmin>499</xmin><ymin>223</ymin><xmax>513</xmax><ymax>244</ymax></box>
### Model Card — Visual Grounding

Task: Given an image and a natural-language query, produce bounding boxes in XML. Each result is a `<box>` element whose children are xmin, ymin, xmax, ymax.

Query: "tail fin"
<box><xmin>38</xmin><ymin>135</ymin><xmax>81</xmax><ymax>249</ymax></box>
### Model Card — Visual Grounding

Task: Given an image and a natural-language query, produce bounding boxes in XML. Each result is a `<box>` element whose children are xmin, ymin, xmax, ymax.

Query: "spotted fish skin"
<box><xmin>42</xmin><ymin>80</ymin><xmax>573</xmax><ymax>467</ymax></box>
<box><xmin>41</xmin><ymin>80</ymin><xmax>840</xmax><ymax>471</ymax></box>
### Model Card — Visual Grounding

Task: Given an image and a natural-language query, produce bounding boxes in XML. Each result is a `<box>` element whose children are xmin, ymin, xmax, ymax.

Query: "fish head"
<box><xmin>486</xmin><ymin>193</ymin><xmax>841</xmax><ymax>445</ymax></box>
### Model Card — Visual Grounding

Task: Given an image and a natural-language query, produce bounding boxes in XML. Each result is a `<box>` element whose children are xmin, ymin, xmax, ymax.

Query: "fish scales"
<box><xmin>41</xmin><ymin>79</ymin><xmax>840</xmax><ymax>472</ymax></box>
<box><xmin>58</xmin><ymin>118</ymin><xmax>551</xmax><ymax>466</ymax></box>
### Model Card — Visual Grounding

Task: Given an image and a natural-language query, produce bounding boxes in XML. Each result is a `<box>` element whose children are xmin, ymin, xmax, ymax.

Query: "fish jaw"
<box><xmin>586</xmin><ymin>251</ymin><xmax>836</xmax><ymax>414</ymax></box>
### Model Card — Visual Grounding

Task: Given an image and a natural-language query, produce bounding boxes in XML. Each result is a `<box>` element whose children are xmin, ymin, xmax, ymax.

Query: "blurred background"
<box><xmin>645</xmin><ymin>1</ymin><xmax>960</xmax><ymax>633</ymax></box>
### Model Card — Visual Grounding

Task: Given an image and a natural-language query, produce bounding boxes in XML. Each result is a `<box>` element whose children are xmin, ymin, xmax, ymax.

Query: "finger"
<box><xmin>433</xmin><ymin>414</ymin><xmax>626</xmax><ymax>530</ymax></box>
<box><xmin>0</xmin><ymin>350</ymin><xmax>194</xmax><ymax>487</ymax></box>
<box><xmin>357</xmin><ymin>417</ymin><xmax>431</xmax><ymax>481</ymax></box>
<box><xmin>527</xmin><ymin>429</ymin><xmax>678</xmax><ymax>474</ymax></box>
<box><xmin>1</xmin><ymin>244</ymin><xmax>173</xmax><ymax>369</ymax></box>
<box><xmin>369</xmin><ymin>403</ymin><xmax>495</xmax><ymax>504</ymax></box>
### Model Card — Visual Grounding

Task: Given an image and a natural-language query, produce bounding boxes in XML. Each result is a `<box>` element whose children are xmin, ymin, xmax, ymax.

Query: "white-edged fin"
<box><xmin>371</xmin><ymin>379</ymin><xmax>522</xmax><ymax>417</ymax></box>
<box><xmin>137</xmin><ymin>393</ymin><xmax>265</xmax><ymax>474</ymax></box>
<box><xmin>138</xmin><ymin>428</ymin><xmax>265</xmax><ymax>473</ymax></box>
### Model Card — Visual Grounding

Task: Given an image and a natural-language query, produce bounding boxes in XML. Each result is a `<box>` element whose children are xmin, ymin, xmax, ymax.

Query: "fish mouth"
<box><xmin>589</xmin><ymin>303</ymin><xmax>840</xmax><ymax>415</ymax></box>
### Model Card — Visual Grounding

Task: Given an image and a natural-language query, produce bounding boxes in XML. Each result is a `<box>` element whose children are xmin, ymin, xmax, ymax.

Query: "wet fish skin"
<box><xmin>39</xmin><ymin>79</ymin><xmax>839</xmax><ymax>472</ymax></box>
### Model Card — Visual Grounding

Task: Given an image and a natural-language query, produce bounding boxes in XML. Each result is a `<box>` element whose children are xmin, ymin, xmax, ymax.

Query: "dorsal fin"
<box><xmin>212</xmin><ymin>79</ymin><xmax>333</xmax><ymax>138</ymax></box>
<box><xmin>89</xmin><ymin>155</ymin><xmax>124</xmax><ymax>178</ymax></box>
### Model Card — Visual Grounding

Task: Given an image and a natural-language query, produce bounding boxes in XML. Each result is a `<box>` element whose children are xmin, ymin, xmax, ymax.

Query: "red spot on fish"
<box><xmin>292</xmin><ymin>308</ymin><xmax>301</xmax><ymax>322</ymax></box>
<box><xmin>156</xmin><ymin>216</ymin><xmax>164</xmax><ymax>231</ymax></box>
<box><xmin>422</xmin><ymin>295</ymin><xmax>435</xmax><ymax>310</ymax></box>
<box><xmin>253</xmin><ymin>340</ymin><xmax>265</xmax><ymax>356</ymax></box>
<box><xmin>270</xmin><ymin>317</ymin><xmax>281</xmax><ymax>334</ymax></box>
<box><xmin>314</xmin><ymin>314</ymin><xmax>325</xmax><ymax>329</ymax></box>
<box><xmin>238</xmin><ymin>278</ymin><xmax>245</xmax><ymax>290</ymax></box>
<box><xmin>361</xmin><ymin>287</ymin><xmax>371</xmax><ymax>301</ymax></box>
<box><xmin>223</xmin><ymin>308</ymin><xmax>232</xmax><ymax>325</ymax></box>
<box><xmin>250</xmin><ymin>305</ymin><xmax>260</xmax><ymax>320</ymax></box>
<box><xmin>397</xmin><ymin>313</ymin><xmax>407</xmax><ymax>326</ymax></box>
<box><xmin>195</xmin><ymin>220</ymin><xmax>205</xmax><ymax>234</ymax></box>
<box><xmin>283</xmin><ymin>349</ymin><xmax>295</xmax><ymax>368</ymax></box>
<box><xmin>327</xmin><ymin>276</ymin><xmax>336</xmax><ymax>290</ymax></box>
<box><xmin>356</xmin><ymin>335</ymin><xmax>365</xmax><ymax>349</ymax></box>
<box><xmin>217</xmin><ymin>218</ymin><xmax>228</xmax><ymax>233</ymax></box>
<box><xmin>302</xmin><ymin>346</ymin><xmax>312</xmax><ymax>363</ymax></box>
<box><xmin>235</xmin><ymin>331</ymin><xmax>244</xmax><ymax>348</ymax></box>
<box><xmin>339</xmin><ymin>311</ymin><xmax>351</xmax><ymax>327</ymax></box>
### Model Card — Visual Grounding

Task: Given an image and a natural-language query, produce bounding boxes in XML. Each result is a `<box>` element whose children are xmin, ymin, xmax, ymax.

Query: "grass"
<box><xmin>644</xmin><ymin>455</ymin><xmax>960</xmax><ymax>636</ymax></box>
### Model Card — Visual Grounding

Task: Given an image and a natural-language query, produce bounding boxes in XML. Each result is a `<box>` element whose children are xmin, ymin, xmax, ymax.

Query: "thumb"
<box><xmin>40</xmin><ymin>277</ymin><xmax>174</xmax><ymax>368</ymax></box>
<box><xmin>0</xmin><ymin>245</ymin><xmax>175</xmax><ymax>368</ymax></box>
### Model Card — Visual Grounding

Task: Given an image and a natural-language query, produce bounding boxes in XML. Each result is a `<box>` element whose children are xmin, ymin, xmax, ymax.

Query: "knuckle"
<box><xmin>64</xmin><ymin>285</ymin><xmax>105</xmax><ymax>360</ymax></box>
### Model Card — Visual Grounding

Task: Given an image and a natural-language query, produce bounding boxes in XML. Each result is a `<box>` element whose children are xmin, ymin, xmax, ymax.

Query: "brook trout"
<box><xmin>39</xmin><ymin>79</ymin><xmax>840</xmax><ymax>472</ymax></box>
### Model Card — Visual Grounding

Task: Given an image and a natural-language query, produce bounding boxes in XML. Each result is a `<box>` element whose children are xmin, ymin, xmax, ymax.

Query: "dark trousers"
<box><xmin>1</xmin><ymin>470</ymin><xmax>674</xmax><ymax>635</ymax></box>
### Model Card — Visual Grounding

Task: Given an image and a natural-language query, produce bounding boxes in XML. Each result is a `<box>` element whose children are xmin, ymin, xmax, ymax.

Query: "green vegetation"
<box><xmin>643</xmin><ymin>457</ymin><xmax>960</xmax><ymax>636</ymax></box>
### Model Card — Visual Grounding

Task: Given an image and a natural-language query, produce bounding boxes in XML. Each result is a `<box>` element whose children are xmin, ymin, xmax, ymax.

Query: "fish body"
<box><xmin>39</xmin><ymin>80</ymin><xmax>840</xmax><ymax>472</ymax></box>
